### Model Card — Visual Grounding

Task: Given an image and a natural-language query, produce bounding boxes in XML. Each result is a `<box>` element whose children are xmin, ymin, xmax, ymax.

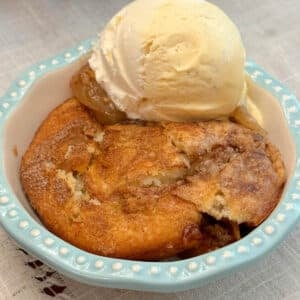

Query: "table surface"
<box><xmin>0</xmin><ymin>1</ymin><xmax>299</xmax><ymax>299</ymax></box>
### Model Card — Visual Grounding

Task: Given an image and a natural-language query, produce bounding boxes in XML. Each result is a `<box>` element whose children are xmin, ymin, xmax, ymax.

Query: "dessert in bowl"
<box><xmin>0</xmin><ymin>0</ymin><xmax>299</xmax><ymax>292</ymax></box>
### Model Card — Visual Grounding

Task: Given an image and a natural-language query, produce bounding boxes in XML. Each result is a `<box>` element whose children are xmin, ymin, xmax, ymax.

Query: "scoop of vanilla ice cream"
<box><xmin>89</xmin><ymin>0</ymin><xmax>246</xmax><ymax>121</ymax></box>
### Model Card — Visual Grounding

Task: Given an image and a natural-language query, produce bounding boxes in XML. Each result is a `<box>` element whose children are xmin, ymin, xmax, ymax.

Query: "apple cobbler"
<box><xmin>20</xmin><ymin>97</ymin><xmax>285</xmax><ymax>260</ymax></box>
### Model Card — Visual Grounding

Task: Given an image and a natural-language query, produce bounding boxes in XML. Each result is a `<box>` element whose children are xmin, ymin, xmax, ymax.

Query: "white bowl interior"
<box><xmin>3</xmin><ymin>57</ymin><xmax>88</xmax><ymax>220</ymax></box>
<box><xmin>2</xmin><ymin>60</ymin><xmax>296</xmax><ymax>222</ymax></box>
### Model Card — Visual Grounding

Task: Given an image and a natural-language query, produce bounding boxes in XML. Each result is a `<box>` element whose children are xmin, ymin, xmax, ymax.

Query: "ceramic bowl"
<box><xmin>0</xmin><ymin>39</ymin><xmax>299</xmax><ymax>293</ymax></box>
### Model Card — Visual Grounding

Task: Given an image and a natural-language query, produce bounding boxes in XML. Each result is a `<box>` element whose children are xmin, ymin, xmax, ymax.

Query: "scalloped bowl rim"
<box><xmin>0</xmin><ymin>39</ymin><xmax>299</xmax><ymax>292</ymax></box>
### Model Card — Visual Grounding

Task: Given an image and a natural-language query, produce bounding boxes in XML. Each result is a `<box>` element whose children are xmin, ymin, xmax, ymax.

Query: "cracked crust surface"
<box><xmin>20</xmin><ymin>98</ymin><xmax>285</xmax><ymax>259</ymax></box>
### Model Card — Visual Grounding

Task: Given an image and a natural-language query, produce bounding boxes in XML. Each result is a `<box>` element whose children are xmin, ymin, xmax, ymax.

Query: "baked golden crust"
<box><xmin>20</xmin><ymin>99</ymin><xmax>201</xmax><ymax>259</ymax></box>
<box><xmin>20</xmin><ymin>99</ymin><xmax>285</xmax><ymax>259</ymax></box>
<box><xmin>165</xmin><ymin>122</ymin><xmax>286</xmax><ymax>226</ymax></box>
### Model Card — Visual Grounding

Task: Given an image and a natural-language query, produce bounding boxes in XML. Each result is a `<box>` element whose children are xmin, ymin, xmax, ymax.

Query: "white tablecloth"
<box><xmin>0</xmin><ymin>1</ymin><xmax>299</xmax><ymax>299</ymax></box>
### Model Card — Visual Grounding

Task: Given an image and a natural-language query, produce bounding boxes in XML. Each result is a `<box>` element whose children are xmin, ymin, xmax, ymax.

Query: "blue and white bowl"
<box><xmin>0</xmin><ymin>39</ymin><xmax>299</xmax><ymax>292</ymax></box>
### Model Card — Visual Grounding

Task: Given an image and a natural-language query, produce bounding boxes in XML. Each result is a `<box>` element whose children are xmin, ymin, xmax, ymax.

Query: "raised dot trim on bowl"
<box><xmin>169</xmin><ymin>266</ymin><xmax>178</xmax><ymax>275</ymax></box>
<box><xmin>293</xmin><ymin>120</ymin><xmax>299</xmax><ymax>127</ymax></box>
<box><xmin>222</xmin><ymin>250</ymin><xmax>233</xmax><ymax>258</ymax></box>
<box><xmin>264</xmin><ymin>79</ymin><xmax>273</xmax><ymax>85</ymax></box>
<box><xmin>251</xmin><ymin>237</ymin><xmax>263</xmax><ymax>246</ymax></box>
<box><xmin>59</xmin><ymin>247</ymin><xmax>69</xmax><ymax>255</ymax></box>
<box><xmin>112</xmin><ymin>262</ymin><xmax>123</xmax><ymax>271</ymax></box>
<box><xmin>0</xmin><ymin>196</ymin><xmax>9</xmax><ymax>204</ymax></box>
<box><xmin>95</xmin><ymin>260</ymin><xmax>104</xmax><ymax>269</ymax></box>
<box><xmin>206</xmin><ymin>256</ymin><xmax>216</xmax><ymax>265</ymax></box>
<box><xmin>285</xmin><ymin>203</ymin><xmax>294</xmax><ymax>210</ymax></box>
<box><xmin>76</xmin><ymin>256</ymin><xmax>86</xmax><ymax>264</ymax></box>
<box><xmin>77</xmin><ymin>45</ymin><xmax>84</xmax><ymax>51</ymax></box>
<box><xmin>188</xmin><ymin>262</ymin><xmax>198</xmax><ymax>271</ymax></box>
<box><xmin>288</xmin><ymin>106</ymin><xmax>297</xmax><ymax>113</ymax></box>
<box><xmin>282</xmin><ymin>94</ymin><xmax>292</xmax><ymax>101</ymax></box>
<box><xmin>30</xmin><ymin>229</ymin><xmax>40</xmax><ymax>237</ymax></box>
<box><xmin>52</xmin><ymin>59</ymin><xmax>59</xmax><ymax>65</ymax></box>
<box><xmin>8</xmin><ymin>209</ymin><xmax>17</xmax><ymax>217</ymax></box>
<box><xmin>19</xmin><ymin>220</ymin><xmax>29</xmax><ymax>228</ymax></box>
<box><xmin>237</xmin><ymin>246</ymin><xmax>248</xmax><ymax>253</ymax></box>
<box><xmin>28</xmin><ymin>71</ymin><xmax>35</xmax><ymax>77</ymax></box>
<box><xmin>39</xmin><ymin>64</ymin><xmax>46</xmax><ymax>70</ymax></box>
<box><xmin>264</xmin><ymin>225</ymin><xmax>275</xmax><ymax>235</ymax></box>
<box><xmin>149</xmin><ymin>266</ymin><xmax>159</xmax><ymax>275</ymax></box>
<box><xmin>2</xmin><ymin>102</ymin><xmax>9</xmax><ymax>109</ymax></box>
<box><xmin>273</xmin><ymin>85</ymin><xmax>283</xmax><ymax>92</ymax></box>
<box><xmin>131</xmin><ymin>264</ymin><xmax>141</xmax><ymax>273</ymax></box>
<box><xmin>250</xmin><ymin>70</ymin><xmax>262</xmax><ymax>80</ymax></box>
<box><xmin>44</xmin><ymin>237</ymin><xmax>54</xmax><ymax>246</ymax></box>
<box><xmin>276</xmin><ymin>213</ymin><xmax>285</xmax><ymax>222</ymax></box>
<box><xmin>10</xmin><ymin>91</ymin><xmax>17</xmax><ymax>97</ymax></box>
<box><xmin>64</xmin><ymin>53</ymin><xmax>72</xmax><ymax>59</ymax></box>
<box><xmin>18</xmin><ymin>80</ymin><xmax>26</xmax><ymax>87</ymax></box>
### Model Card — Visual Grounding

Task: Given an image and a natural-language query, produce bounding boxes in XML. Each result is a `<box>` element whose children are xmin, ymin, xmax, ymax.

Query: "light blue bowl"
<box><xmin>0</xmin><ymin>39</ymin><xmax>299</xmax><ymax>293</ymax></box>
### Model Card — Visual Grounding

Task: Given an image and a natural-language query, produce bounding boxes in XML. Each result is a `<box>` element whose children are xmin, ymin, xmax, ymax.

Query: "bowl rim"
<box><xmin>0</xmin><ymin>39</ymin><xmax>299</xmax><ymax>293</ymax></box>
